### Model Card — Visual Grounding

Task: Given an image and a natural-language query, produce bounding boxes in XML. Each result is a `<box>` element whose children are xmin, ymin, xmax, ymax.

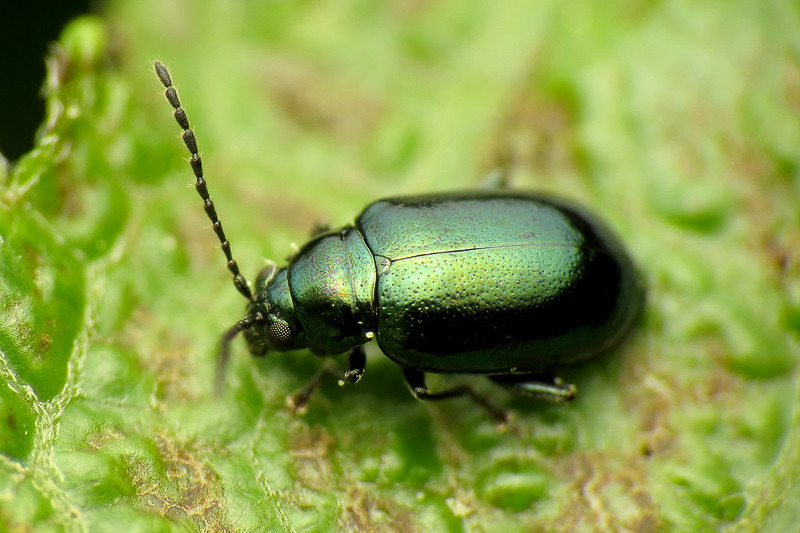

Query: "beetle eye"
<box><xmin>267</xmin><ymin>319</ymin><xmax>294</xmax><ymax>351</ymax></box>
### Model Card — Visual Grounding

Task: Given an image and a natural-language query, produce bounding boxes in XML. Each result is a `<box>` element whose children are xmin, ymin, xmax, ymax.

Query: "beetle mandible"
<box><xmin>154</xmin><ymin>61</ymin><xmax>644</xmax><ymax>422</ymax></box>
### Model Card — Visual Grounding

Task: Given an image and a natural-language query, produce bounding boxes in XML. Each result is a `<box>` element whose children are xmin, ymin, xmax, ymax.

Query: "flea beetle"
<box><xmin>155</xmin><ymin>61</ymin><xmax>644</xmax><ymax>422</ymax></box>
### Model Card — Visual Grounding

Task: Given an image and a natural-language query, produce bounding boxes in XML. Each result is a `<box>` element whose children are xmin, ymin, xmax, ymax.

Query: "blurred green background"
<box><xmin>1</xmin><ymin>1</ymin><xmax>799</xmax><ymax>531</ymax></box>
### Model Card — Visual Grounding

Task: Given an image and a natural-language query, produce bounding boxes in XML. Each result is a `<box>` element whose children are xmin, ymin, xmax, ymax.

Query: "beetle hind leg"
<box><xmin>402</xmin><ymin>368</ymin><xmax>510</xmax><ymax>424</ymax></box>
<box><xmin>489</xmin><ymin>374</ymin><xmax>576</xmax><ymax>403</ymax></box>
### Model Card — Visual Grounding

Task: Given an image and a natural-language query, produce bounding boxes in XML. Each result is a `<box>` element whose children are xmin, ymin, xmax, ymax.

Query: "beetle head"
<box><xmin>243</xmin><ymin>263</ymin><xmax>307</xmax><ymax>355</ymax></box>
<box><xmin>215</xmin><ymin>263</ymin><xmax>307</xmax><ymax>393</ymax></box>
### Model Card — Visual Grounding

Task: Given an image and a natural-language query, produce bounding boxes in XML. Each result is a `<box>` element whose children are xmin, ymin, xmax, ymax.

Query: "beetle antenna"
<box><xmin>154</xmin><ymin>61</ymin><xmax>253</xmax><ymax>301</ymax></box>
<box><xmin>215</xmin><ymin>314</ymin><xmax>257</xmax><ymax>394</ymax></box>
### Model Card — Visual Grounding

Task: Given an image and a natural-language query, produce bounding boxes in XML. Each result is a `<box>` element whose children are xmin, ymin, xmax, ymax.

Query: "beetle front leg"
<box><xmin>489</xmin><ymin>374</ymin><xmax>576</xmax><ymax>403</ymax></box>
<box><xmin>287</xmin><ymin>347</ymin><xmax>367</xmax><ymax>413</ymax></box>
<box><xmin>286</xmin><ymin>361</ymin><xmax>338</xmax><ymax>414</ymax></box>
<box><xmin>402</xmin><ymin>368</ymin><xmax>510</xmax><ymax>424</ymax></box>
<box><xmin>341</xmin><ymin>345</ymin><xmax>366</xmax><ymax>384</ymax></box>
<box><xmin>309</xmin><ymin>220</ymin><xmax>331</xmax><ymax>238</ymax></box>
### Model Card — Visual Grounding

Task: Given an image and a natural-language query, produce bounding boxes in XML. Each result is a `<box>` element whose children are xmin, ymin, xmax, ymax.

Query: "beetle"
<box><xmin>155</xmin><ymin>61</ymin><xmax>644</xmax><ymax>422</ymax></box>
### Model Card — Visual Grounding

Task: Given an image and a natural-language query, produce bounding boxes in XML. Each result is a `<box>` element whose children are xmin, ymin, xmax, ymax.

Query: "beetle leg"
<box><xmin>309</xmin><ymin>220</ymin><xmax>331</xmax><ymax>238</ymax></box>
<box><xmin>478</xmin><ymin>168</ymin><xmax>509</xmax><ymax>189</ymax></box>
<box><xmin>402</xmin><ymin>368</ymin><xmax>510</xmax><ymax>424</ymax></box>
<box><xmin>287</xmin><ymin>347</ymin><xmax>366</xmax><ymax>413</ymax></box>
<box><xmin>286</xmin><ymin>361</ymin><xmax>338</xmax><ymax>414</ymax></box>
<box><xmin>342</xmin><ymin>346</ymin><xmax>366</xmax><ymax>384</ymax></box>
<box><xmin>489</xmin><ymin>374</ymin><xmax>576</xmax><ymax>403</ymax></box>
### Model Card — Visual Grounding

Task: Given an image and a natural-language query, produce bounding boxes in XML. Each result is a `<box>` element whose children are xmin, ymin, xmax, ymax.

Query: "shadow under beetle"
<box><xmin>155</xmin><ymin>61</ymin><xmax>644</xmax><ymax>422</ymax></box>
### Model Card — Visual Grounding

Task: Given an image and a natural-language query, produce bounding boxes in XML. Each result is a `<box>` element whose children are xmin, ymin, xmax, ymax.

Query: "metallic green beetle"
<box><xmin>156</xmin><ymin>62</ymin><xmax>644</xmax><ymax>421</ymax></box>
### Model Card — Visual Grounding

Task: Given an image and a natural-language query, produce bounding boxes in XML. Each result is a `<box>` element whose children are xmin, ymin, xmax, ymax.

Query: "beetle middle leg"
<box><xmin>489</xmin><ymin>373</ymin><xmax>576</xmax><ymax>403</ymax></box>
<box><xmin>287</xmin><ymin>346</ymin><xmax>367</xmax><ymax>413</ymax></box>
<box><xmin>478</xmin><ymin>168</ymin><xmax>509</xmax><ymax>189</ymax></box>
<box><xmin>402</xmin><ymin>368</ymin><xmax>510</xmax><ymax>424</ymax></box>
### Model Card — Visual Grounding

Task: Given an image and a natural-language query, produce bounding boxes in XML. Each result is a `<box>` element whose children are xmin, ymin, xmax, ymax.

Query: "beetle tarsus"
<box><xmin>286</xmin><ymin>384</ymin><xmax>316</xmax><ymax>415</ymax></box>
<box><xmin>289</xmin><ymin>347</ymin><xmax>368</xmax><ymax>412</ymax></box>
<box><xmin>403</xmin><ymin>367</ymin><xmax>510</xmax><ymax>424</ymax></box>
<box><xmin>342</xmin><ymin>346</ymin><xmax>366</xmax><ymax>384</ymax></box>
<box><xmin>288</xmin><ymin>361</ymin><xmax>341</xmax><ymax>414</ymax></box>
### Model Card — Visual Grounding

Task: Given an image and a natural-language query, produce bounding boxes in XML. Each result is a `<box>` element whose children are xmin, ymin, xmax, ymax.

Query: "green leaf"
<box><xmin>1</xmin><ymin>2</ymin><xmax>799</xmax><ymax>531</ymax></box>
